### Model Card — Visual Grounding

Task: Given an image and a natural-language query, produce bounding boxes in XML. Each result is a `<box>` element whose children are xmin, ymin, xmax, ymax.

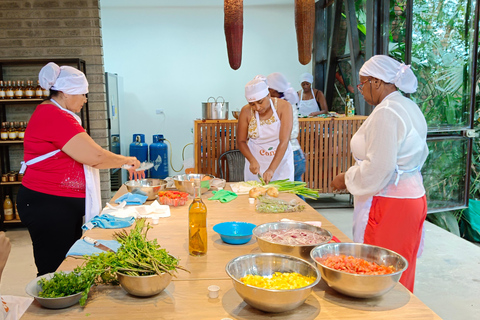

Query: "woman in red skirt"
<box><xmin>332</xmin><ymin>55</ymin><xmax>428</xmax><ymax>292</ymax></box>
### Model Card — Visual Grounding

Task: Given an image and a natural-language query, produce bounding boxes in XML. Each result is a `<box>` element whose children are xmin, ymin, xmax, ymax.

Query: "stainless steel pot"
<box><xmin>202</xmin><ymin>96</ymin><xmax>229</xmax><ymax>120</ymax></box>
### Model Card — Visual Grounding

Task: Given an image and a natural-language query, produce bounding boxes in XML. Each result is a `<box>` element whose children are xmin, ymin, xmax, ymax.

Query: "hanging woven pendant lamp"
<box><xmin>295</xmin><ymin>0</ymin><xmax>315</xmax><ymax>65</ymax></box>
<box><xmin>224</xmin><ymin>0</ymin><xmax>243</xmax><ymax>70</ymax></box>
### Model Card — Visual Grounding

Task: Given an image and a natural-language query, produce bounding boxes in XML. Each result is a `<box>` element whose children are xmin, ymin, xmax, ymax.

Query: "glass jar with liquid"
<box><xmin>3</xmin><ymin>195</ymin><xmax>14</xmax><ymax>221</ymax></box>
<box><xmin>188</xmin><ymin>179</ymin><xmax>207</xmax><ymax>256</ymax></box>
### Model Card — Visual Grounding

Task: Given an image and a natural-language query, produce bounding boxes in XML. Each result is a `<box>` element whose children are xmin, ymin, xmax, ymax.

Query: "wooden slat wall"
<box><xmin>194</xmin><ymin>117</ymin><xmax>367</xmax><ymax>192</ymax></box>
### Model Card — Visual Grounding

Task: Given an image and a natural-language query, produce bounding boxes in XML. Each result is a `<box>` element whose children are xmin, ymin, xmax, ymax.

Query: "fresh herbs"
<box><xmin>37</xmin><ymin>219</ymin><xmax>188</xmax><ymax>306</ymax></box>
<box><xmin>112</xmin><ymin>219</ymin><xmax>189</xmax><ymax>276</ymax></box>
<box><xmin>37</xmin><ymin>271</ymin><xmax>96</xmax><ymax>306</ymax></box>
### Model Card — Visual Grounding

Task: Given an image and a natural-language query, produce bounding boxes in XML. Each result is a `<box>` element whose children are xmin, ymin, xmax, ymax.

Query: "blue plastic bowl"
<box><xmin>213</xmin><ymin>221</ymin><xmax>257</xmax><ymax>245</ymax></box>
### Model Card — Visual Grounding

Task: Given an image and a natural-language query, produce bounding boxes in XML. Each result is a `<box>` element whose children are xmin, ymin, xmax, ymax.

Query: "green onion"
<box><xmin>266</xmin><ymin>179</ymin><xmax>320</xmax><ymax>199</ymax></box>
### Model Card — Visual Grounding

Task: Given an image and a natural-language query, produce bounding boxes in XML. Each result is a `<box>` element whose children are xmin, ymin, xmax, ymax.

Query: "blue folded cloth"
<box><xmin>82</xmin><ymin>213</ymin><xmax>135</xmax><ymax>230</ymax></box>
<box><xmin>114</xmin><ymin>192</ymin><xmax>148</xmax><ymax>205</ymax></box>
<box><xmin>66</xmin><ymin>239</ymin><xmax>121</xmax><ymax>257</ymax></box>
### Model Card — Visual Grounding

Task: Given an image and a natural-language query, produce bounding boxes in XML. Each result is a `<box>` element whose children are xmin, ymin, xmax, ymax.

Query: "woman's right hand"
<box><xmin>124</xmin><ymin>157</ymin><xmax>144</xmax><ymax>180</ymax></box>
<box><xmin>249</xmin><ymin>159</ymin><xmax>260</xmax><ymax>176</ymax></box>
<box><xmin>331</xmin><ymin>173</ymin><xmax>347</xmax><ymax>192</ymax></box>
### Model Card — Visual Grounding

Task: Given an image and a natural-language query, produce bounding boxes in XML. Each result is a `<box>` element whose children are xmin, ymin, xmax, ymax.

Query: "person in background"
<box><xmin>297</xmin><ymin>72</ymin><xmax>329</xmax><ymax>116</ymax></box>
<box><xmin>331</xmin><ymin>55</ymin><xmax>428</xmax><ymax>292</ymax></box>
<box><xmin>0</xmin><ymin>232</ymin><xmax>11</xmax><ymax>319</ymax></box>
<box><xmin>0</xmin><ymin>232</ymin><xmax>10</xmax><ymax>283</ymax></box>
<box><xmin>237</xmin><ymin>77</ymin><xmax>294</xmax><ymax>184</ymax></box>
<box><xmin>16</xmin><ymin>62</ymin><xmax>143</xmax><ymax>276</ymax></box>
<box><xmin>266</xmin><ymin>73</ymin><xmax>306</xmax><ymax>182</ymax></box>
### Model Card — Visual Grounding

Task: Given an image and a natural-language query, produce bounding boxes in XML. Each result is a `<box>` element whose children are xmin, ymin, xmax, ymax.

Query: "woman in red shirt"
<box><xmin>17</xmin><ymin>62</ymin><xmax>143</xmax><ymax>276</ymax></box>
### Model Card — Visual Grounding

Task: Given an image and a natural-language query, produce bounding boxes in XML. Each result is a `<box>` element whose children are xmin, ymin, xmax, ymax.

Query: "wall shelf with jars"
<box><xmin>0</xmin><ymin>58</ymin><xmax>89</xmax><ymax>227</ymax></box>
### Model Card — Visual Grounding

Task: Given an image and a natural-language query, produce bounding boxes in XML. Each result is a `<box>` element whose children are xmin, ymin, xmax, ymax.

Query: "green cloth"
<box><xmin>460</xmin><ymin>199</ymin><xmax>480</xmax><ymax>242</ymax></box>
<box><xmin>208</xmin><ymin>190</ymin><xmax>238</xmax><ymax>203</ymax></box>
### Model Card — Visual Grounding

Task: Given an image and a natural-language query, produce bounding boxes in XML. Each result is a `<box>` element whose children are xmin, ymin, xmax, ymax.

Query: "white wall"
<box><xmin>100</xmin><ymin>3</ymin><xmax>312</xmax><ymax>177</ymax></box>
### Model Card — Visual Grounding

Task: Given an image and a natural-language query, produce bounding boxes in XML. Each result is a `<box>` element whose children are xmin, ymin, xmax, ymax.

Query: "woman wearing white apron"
<box><xmin>331</xmin><ymin>55</ymin><xmax>428</xmax><ymax>293</ymax></box>
<box><xmin>266</xmin><ymin>72</ymin><xmax>306</xmax><ymax>183</ymax></box>
<box><xmin>297</xmin><ymin>72</ymin><xmax>328</xmax><ymax>117</ymax></box>
<box><xmin>16</xmin><ymin>62</ymin><xmax>143</xmax><ymax>276</ymax></box>
<box><xmin>237</xmin><ymin>78</ymin><xmax>294</xmax><ymax>184</ymax></box>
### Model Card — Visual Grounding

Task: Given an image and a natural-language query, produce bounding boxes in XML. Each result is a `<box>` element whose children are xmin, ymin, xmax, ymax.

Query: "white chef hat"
<box><xmin>267</xmin><ymin>72</ymin><xmax>299</xmax><ymax>105</ymax></box>
<box><xmin>245</xmin><ymin>78</ymin><xmax>269</xmax><ymax>102</ymax></box>
<box><xmin>39</xmin><ymin>62</ymin><xmax>89</xmax><ymax>95</ymax></box>
<box><xmin>299</xmin><ymin>72</ymin><xmax>314</xmax><ymax>84</ymax></box>
<box><xmin>359</xmin><ymin>55</ymin><xmax>418</xmax><ymax>93</ymax></box>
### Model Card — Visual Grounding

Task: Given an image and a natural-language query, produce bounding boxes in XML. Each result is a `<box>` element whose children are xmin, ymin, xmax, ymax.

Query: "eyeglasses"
<box><xmin>357</xmin><ymin>79</ymin><xmax>371</xmax><ymax>92</ymax></box>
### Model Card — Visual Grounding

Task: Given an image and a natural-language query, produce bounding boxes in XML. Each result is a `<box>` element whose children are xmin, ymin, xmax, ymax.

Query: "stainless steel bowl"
<box><xmin>117</xmin><ymin>272</ymin><xmax>173</xmax><ymax>297</ymax></box>
<box><xmin>25</xmin><ymin>272</ymin><xmax>85</xmax><ymax>309</ymax></box>
<box><xmin>173</xmin><ymin>173</ymin><xmax>215</xmax><ymax>196</ymax></box>
<box><xmin>226</xmin><ymin>253</ymin><xmax>320</xmax><ymax>313</ymax></box>
<box><xmin>310</xmin><ymin>243</ymin><xmax>408</xmax><ymax>298</ymax></box>
<box><xmin>124</xmin><ymin>178</ymin><xmax>167</xmax><ymax>200</ymax></box>
<box><xmin>253</xmin><ymin>221</ymin><xmax>332</xmax><ymax>261</ymax></box>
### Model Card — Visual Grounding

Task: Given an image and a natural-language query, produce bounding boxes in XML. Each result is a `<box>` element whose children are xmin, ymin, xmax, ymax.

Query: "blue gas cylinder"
<box><xmin>150</xmin><ymin>134</ymin><xmax>169</xmax><ymax>179</ymax></box>
<box><xmin>129</xmin><ymin>134</ymin><xmax>148</xmax><ymax>163</ymax></box>
<box><xmin>111</xmin><ymin>134</ymin><xmax>120</xmax><ymax>155</ymax></box>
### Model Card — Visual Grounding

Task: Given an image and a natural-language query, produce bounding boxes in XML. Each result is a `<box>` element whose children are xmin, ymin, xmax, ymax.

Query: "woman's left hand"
<box><xmin>263</xmin><ymin>169</ymin><xmax>274</xmax><ymax>184</ymax></box>
<box><xmin>129</xmin><ymin>169</ymin><xmax>145</xmax><ymax>181</ymax></box>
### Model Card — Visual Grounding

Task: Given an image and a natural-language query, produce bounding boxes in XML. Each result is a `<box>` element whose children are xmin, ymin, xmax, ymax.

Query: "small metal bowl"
<box><xmin>253</xmin><ymin>221</ymin><xmax>332</xmax><ymax>261</ymax></box>
<box><xmin>310</xmin><ymin>243</ymin><xmax>408</xmax><ymax>298</ymax></box>
<box><xmin>232</xmin><ymin>111</ymin><xmax>240</xmax><ymax>119</ymax></box>
<box><xmin>124</xmin><ymin>178</ymin><xmax>167</xmax><ymax>200</ymax></box>
<box><xmin>117</xmin><ymin>272</ymin><xmax>173</xmax><ymax>297</ymax></box>
<box><xmin>226</xmin><ymin>253</ymin><xmax>320</xmax><ymax>313</ymax></box>
<box><xmin>173</xmin><ymin>173</ymin><xmax>215</xmax><ymax>196</ymax></box>
<box><xmin>25</xmin><ymin>272</ymin><xmax>85</xmax><ymax>309</ymax></box>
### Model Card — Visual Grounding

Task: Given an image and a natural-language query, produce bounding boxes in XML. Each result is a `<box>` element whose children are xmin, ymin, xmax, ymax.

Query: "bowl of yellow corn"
<box><xmin>225</xmin><ymin>253</ymin><xmax>320</xmax><ymax>313</ymax></box>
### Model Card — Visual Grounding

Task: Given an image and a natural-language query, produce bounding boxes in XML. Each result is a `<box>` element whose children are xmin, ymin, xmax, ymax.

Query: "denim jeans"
<box><xmin>294</xmin><ymin>149</ymin><xmax>306</xmax><ymax>200</ymax></box>
<box><xmin>294</xmin><ymin>149</ymin><xmax>306</xmax><ymax>182</ymax></box>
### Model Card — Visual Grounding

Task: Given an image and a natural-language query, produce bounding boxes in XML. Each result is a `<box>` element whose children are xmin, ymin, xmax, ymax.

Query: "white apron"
<box><xmin>244</xmin><ymin>99</ymin><xmax>294</xmax><ymax>182</ymax></box>
<box><xmin>298</xmin><ymin>89</ymin><xmax>318</xmax><ymax>116</ymax></box>
<box><xmin>20</xmin><ymin>99</ymin><xmax>102</xmax><ymax>223</ymax></box>
<box><xmin>351</xmin><ymin>157</ymin><xmax>425</xmax><ymax>257</ymax></box>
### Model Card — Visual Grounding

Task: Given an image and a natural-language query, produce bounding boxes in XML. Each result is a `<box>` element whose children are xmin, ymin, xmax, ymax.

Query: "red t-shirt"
<box><xmin>22</xmin><ymin>104</ymin><xmax>86</xmax><ymax>198</ymax></box>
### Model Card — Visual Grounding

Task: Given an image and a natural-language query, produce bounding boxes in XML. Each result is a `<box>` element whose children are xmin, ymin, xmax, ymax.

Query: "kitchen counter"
<box><xmin>22</xmin><ymin>185</ymin><xmax>440</xmax><ymax>319</ymax></box>
<box><xmin>195</xmin><ymin>116</ymin><xmax>367</xmax><ymax>192</ymax></box>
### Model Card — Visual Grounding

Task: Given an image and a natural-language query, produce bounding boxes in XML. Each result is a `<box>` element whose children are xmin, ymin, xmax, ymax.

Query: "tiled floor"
<box><xmin>1</xmin><ymin>197</ymin><xmax>479</xmax><ymax>319</ymax></box>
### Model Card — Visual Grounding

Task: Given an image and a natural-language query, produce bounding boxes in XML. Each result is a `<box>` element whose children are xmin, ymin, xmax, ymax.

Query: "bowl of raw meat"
<box><xmin>252</xmin><ymin>221</ymin><xmax>332</xmax><ymax>261</ymax></box>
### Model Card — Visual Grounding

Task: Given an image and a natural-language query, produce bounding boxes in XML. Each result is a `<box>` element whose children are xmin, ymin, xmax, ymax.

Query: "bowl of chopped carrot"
<box><xmin>225</xmin><ymin>253</ymin><xmax>320</xmax><ymax>313</ymax></box>
<box><xmin>310</xmin><ymin>243</ymin><xmax>408</xmax><ymax>298</ymax></box>
<box><xmin>157</xmin><ymin>191</ymin><xmax>190</xmax><ymax>206</ymax></box>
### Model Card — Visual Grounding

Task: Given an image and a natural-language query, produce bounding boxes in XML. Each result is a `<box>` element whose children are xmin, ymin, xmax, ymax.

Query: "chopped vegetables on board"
<box><xmin>255</xmin><ymin>195</ymin><xmax>305</xmax><ymax>213</ymax></box>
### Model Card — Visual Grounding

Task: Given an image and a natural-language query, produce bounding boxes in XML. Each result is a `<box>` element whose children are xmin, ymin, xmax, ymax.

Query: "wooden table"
<box><xmin>23</xmin><ymin>186</ymin><xmax>440</xmax><ymax>319</ymax></box>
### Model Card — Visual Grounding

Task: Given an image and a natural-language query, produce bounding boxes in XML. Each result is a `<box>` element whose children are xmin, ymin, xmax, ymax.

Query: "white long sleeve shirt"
<box><xmin>345</xmin><ymin>91</ymin><xmax>428</xmax><ymax>199</ymax></box>
<box><xmin>290</xmin><ymin>103</ymin><xmax>301</xmax><ymax>151</ymax></box>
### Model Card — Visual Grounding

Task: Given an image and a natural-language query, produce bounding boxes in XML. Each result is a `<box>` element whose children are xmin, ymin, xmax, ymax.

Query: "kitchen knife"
<box><xmin>83</xmin><ymin>236</ymin><xmax>114</xmax><ymax>252</ymax></box>
<box><xmin>257</xmin><ymin>173</ymin><xmax>265</xmax><ymax>185</ymax></box>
